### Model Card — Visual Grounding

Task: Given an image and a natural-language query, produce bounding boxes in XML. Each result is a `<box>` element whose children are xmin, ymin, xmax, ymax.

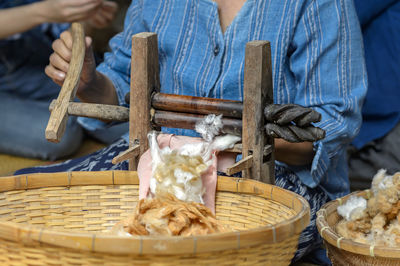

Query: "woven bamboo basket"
<box><xmin>0</xmin><ymin>171</ymin><xmax>309</xmax><ymax>265</ymax></box>
<box><xmin>317</xmin><ymin>190</ymin><xmax>400</xmax><ymax>266</ymax></box>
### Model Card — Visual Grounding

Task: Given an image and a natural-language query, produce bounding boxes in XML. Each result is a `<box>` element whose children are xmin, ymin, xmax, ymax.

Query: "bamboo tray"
<box><xmin>317</xmin><ymin>190</ymin><xmax>400</xmax><ymax>265</ymax></box>
<box><xmin>0</xmin><ymin>171</ymin><xmax>309</xmax><ymax>265</ymax></box>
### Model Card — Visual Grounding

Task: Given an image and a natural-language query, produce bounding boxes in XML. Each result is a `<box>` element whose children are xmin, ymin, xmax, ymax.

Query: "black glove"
<box><xmin>264</xmin><ymin>104</ymin><xmax>325</xmax><ymax>142</ymax></box>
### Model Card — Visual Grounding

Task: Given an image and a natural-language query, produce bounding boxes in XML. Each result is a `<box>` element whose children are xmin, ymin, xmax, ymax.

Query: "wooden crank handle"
<box><xmin>45</xmin><ymin>22</ymin><xmax>86</xmax><ymax>143</ymax></box>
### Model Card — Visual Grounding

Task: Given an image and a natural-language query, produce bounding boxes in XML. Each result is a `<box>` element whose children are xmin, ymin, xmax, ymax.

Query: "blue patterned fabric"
<box><xmin>15</xmin><ymin>139</ymin><xmax>129</xmax><ymax>173</ymax></box>
<box><xmin>275</xmin><ymin>165</ymin><xmax>329</xmax><ymax>262</ymax></box>
<box><xmin>78</xmin><ymin>0</ymin><xmax>367</xmax><ymax>200</ymax></box>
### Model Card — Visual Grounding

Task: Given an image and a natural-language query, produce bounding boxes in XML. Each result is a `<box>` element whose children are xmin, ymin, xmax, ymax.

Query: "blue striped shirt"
<box><xmin>81</xmin><ymin>0</ymin><xmax>367</xmax><ymax>199</ymax></box>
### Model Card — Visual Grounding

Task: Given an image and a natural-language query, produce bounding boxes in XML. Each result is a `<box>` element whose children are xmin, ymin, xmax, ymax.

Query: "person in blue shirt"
<box><xmin>348</xmin><ymin>0</ymin><xmax>400</xmax><ymax>191</ymax></box>
<box><xmin>18</xmin><ymin>0</ymin><xmax>367</xmax><ymax>263</ymax></box>
<box><xmin>0</xmin><ymin>0</ymin><xmax>118</xmax><ymax>160</ymax></box>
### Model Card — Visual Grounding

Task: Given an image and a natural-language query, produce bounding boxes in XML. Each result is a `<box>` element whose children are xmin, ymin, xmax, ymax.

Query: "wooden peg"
<box><xmin>112</xmin><ymin>144</ymin><xmax>140</xmax><ymax>164</ymax></box>
<box><xmin>225</xmin><ymin>155</ymin><xmax>253</xmax><ymax>176</ymax></box>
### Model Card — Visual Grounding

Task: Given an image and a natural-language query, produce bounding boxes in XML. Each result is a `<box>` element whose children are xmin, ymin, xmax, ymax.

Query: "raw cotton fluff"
<box><xmin>148</xmin><ymin>114</ymin><xmax>240</xmax><ymax>204</ymax></box>
<box><xmin>336</xmin><ymin>170</ymin><xmax>400</xmax><ymax>247</ymax></box>
<box><xmin>195</xmin><ymin>114</ymin><xmax>223</xmax><ymax>142</ymax></box>
<box><xmin>151</xmin><ymin>147</ymin><xmax>208</xmax><ymax>204</ymax></box>
<box><xmin>112</xmin><ymin>114</ymin><xmax>240</xmax><ymax>237</ymax></box>
<box><xmin>371</xmin><ymin>169</ymin><xmax>393</xmax><ymax>195</ymax></box>
<box><xmin>337</xmin><ymin>195</ymin><xmax>367</xmax><ymax>221</ymax></box>
<box><xmin>147</xmin><ymin>132</ymin><xmax>208</xmax><ymax>204</ymax></box>
<box><xmin>113</xmin><ymin>193</ymin><xmax>229</xmax><ymax>236</ymax></box>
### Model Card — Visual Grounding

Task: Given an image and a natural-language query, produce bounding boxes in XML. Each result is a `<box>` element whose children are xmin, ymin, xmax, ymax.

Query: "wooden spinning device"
<box><xmin>46</xmin><ymin>23</ymin><xmax>324</xmax><ymax>185</ymax></box>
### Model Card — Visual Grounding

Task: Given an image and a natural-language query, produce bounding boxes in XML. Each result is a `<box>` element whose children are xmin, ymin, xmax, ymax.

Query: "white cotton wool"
<box><xmin>337</xmin><ymin>195</ymin><xmax>367</xmax><ymax>221</ymax></box>
<box><xmin>172</xmin><ymin>185</ymin><xmax>187</xmax><ymax>202</ymax></box>
<box><xmin>149</xmin><ymin>177</ymin><xmax>157</xmax><ymax>198</ymax></box>
<box><xmin>179</xmin><ymin>142</ymin><xmax>207</xmax><ymax>159</ymax></box>
<box><xmin>208</xmin><ymin>134</ymin><xmax>241</xmax><ymax>153</ymax></box>
<box><xmin>148</xmin><ymin>114</ymin><xmax>241</xmax><ymax>204</ymax></box>
<box><xmin>174</xmin><ymin>168</ymin><xmax>193</xmax><ymax>185</ymax></box>
<box><xmin>371</xmin><ymin>169</ymin><xmax>393</xmax><ymax>195</ymax></box>
<box><xmin>195</xmin><ymin>114</ymin><xmax>223</xmax><ymax>142</ymax></box>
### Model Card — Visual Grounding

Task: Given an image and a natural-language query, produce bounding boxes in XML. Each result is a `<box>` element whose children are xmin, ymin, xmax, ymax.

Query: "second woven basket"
<box><xmin>317</xmin><ymin>190</ymin><xmax>400</xmax><ymax>266</ymax></box>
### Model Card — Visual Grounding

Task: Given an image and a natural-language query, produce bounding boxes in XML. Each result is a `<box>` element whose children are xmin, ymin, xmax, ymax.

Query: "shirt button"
<box><xmin>214</xmin><ymin>46</ymin><xmax>220</xmax><ymax>56</ymax></box>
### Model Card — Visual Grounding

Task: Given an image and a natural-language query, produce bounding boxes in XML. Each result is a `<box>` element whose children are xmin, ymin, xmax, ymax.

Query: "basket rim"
<box><xmin>0</xmin><ymin>170</ymin><xmax>310</xmax><ymax>255</ymax></box>
<box><xmin>317</xmin><ymin>190</ymin><xmax>400</xmax><ymax>259</ymax></box>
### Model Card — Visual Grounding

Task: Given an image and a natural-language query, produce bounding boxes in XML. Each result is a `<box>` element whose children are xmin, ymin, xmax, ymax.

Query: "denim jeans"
<box><xmin>0</xmin><ymin>92</ymin><xmax>84</xmax><ymax>160</ymax></box>
<box><xmin>0</xmin><ymin>27</ymin><xmax>86</xmax><ymax>160</ymax></box>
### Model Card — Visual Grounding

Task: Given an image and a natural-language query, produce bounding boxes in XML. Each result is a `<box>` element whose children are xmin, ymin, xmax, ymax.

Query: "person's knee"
<box><xmin>0</xmin><ymin>95</ymin><xmax>84</xmax><ymax>160</ymax></box>
<box><xmin>87</xmin><ymin>122</ymin><xmax>129</xmax><ymax>144</ymax></box>
<box><xmin>42</xmin><ymin>120</ymin><xmax>84</xmax><ymax>161</ymax></box>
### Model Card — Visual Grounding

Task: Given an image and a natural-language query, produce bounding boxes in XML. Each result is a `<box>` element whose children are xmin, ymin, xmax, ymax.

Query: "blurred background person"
<box><xmin>348</xmin><ymin>0</ymin><xmax>400</xmax><ymax>191</ymax></box>
<box><xmin>0</xmin><ymin>0</ymin><xmax>118</xmax><ymax>160</ymax></box>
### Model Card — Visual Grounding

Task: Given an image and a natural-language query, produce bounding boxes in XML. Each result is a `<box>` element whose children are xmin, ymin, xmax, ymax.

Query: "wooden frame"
<box><xmin>45</xmin><ymin>24</ymin><xmax>276</xmax><ymax>184</ymax></box>
<box><xmin>124</xmin><ymin>33</ymin><xmax>275</xmax><ymax>183</ymax></box>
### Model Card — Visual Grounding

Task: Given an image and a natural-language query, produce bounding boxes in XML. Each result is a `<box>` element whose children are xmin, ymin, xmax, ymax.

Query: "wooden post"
<box><xmin>45</xmin><ymin>23</ymin><xmax>85</xmax><ymax>142</ymax></box>
<box><xmin>129</xmin><ymin>33</ymin><xmax>160</xmax><ymax>170</ymax></box>
<box><xmin>242</xmin><ymin>41</ymin><xmax>275</xmax><ymax>184</ymax></box>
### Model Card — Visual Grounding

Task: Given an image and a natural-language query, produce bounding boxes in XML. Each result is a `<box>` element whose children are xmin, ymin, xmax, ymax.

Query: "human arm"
<box><xmin>0</xmin><ymin>0</ymin><xmax>102</xmax><ymax>39</ymax></box>
<box><xmin>274</xmin><ymin>140</ymin><xmax>314</xmax><ymax>166</ymax></box>
<box><xmin>45</xmin><ymin>30</ymin><xmax>118</xmax><ymax>105</ymax></box>
<box><xmin>83</xmin><ymin>0</ymin><xmax>118</xmax><ymax>36</ymax></box>
<box><xmin>45</xmin><ymin>1</ymin><xmax>144</xmax><ymax>106</ymax></box>
<box><xmin>277</xmin><ymin>0</ymin><xmax>367</xmax><ymax>182</ymax></box>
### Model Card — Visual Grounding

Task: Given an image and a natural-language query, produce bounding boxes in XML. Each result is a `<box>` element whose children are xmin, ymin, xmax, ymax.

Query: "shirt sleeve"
<box><xmin>288</xmin><ymin>0</ymin><xmax>367</xmax><ymax>188</ymax></box>
<box><xmin>97</xmin><ymin>1</ymin><xmax>147</xmax><ymax>107</ymax></box>
<box><xmin>78</xmin><ymin>1</ymin><xmax>146</xmax><ymax>133</ymax></box>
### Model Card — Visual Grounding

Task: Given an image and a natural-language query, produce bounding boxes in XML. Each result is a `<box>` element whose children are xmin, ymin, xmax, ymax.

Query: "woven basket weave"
<box><xmin>317</xmin><ymin>190</ymin><xmax>400</xmax><ymax>266</ymax></box>
<box><xmin>0</xmin><ymin>171</ymin><xmax>309</xmax><ymax>265</ymax></box>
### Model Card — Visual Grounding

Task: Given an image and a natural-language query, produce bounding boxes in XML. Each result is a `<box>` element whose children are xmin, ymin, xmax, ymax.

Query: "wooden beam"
<box><xmin>242</xmin><ymin>41</ymin><xmax>275</xmax><ymax>184</ymax></box>
<box><xmin>49</xmin><ymin>100</ymin><xmax>129</xmax><ymax>122</ymax></box>
<box><xmin>152</xmin><ymin>110</ymin><xmax>242</xmax><ymax>136</ymax></box>
<box><xmin>151</xmin><ymin>92</ymin><xmax>242</xmax><ymax>118</ymax></box>
<box><xmin>129</xmin><ymin>32</ymin><xmax>160</xmax><ymax>170</ymax></box>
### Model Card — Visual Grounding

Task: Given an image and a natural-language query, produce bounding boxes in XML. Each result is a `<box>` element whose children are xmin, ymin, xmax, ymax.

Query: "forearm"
<box><xmin>274</xmin><ymin>139</ymin><xmax>315</xmax><ymax>166</ymax></box>
<box><xmin>0</xmin><ymin>2</ymin><xmax>47</xmax><ymax>39</ymax></box>
<box><xmin>77</xmin><ymin>71</ymin><xmax>119</xmax><ymax>105</ymax></box>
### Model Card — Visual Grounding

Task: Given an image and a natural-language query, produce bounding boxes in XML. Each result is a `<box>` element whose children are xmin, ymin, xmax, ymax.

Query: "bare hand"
<box><xmin>45</xmin><ymin>30</ymin><xmax>97</xmax><ymax>96</ymax></box>
<box><xmin>42</xmin><ymin>0</ymin><xmax>103</xmax><ymax>23</ymax></box>
<box><xmin>85</xmin><ymin>1</ymin><xmax>118</xmax><ymax>29</ymax></box>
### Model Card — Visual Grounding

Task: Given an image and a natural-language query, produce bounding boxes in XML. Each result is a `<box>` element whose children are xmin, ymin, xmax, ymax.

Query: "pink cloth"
<box><xmin>137</xmin><ymin>134</ymin><xmax>236</xmax><ymax>213</ymax></box>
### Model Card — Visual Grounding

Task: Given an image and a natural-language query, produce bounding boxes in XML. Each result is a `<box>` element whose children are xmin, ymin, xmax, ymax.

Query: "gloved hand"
<box><xmin>264</xmin><ymin>104</ymin><xmax>325</xmax><ymax>143</ymax></box>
